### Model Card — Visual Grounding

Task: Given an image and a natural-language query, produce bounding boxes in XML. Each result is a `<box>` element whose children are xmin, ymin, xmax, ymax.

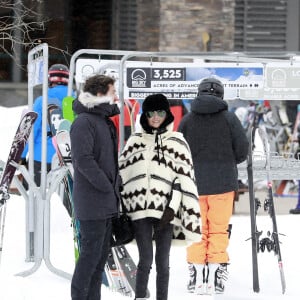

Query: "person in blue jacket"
<box><xmin>21</xmin><ymin>64</ymin><xmax>70</xmax><ymax>186</ymax></box>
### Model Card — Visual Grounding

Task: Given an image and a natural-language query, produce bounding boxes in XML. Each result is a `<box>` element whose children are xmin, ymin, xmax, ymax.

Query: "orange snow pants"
<box><xmin>187</xmin><ymin>191</ymin><xmax>234</xmax><ymax>264</ymax></box>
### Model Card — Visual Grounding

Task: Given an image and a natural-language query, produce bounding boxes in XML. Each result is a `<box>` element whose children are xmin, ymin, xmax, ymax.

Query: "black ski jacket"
<box><xmin>70</xmin><ymin>96</ymin><xmax>121</xmax><ymax>220</ymax></box>
<box><xmin>178</xmin><ymin>94</ymin><xmax>249</xmax><ymax>195</ymax></box>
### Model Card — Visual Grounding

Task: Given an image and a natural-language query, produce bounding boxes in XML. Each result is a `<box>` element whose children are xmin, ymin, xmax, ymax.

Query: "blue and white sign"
<box><xmin>125</xmin><ymin>62</ymin><xmax>264</xmax><ymax>100</ymax></box>
<box><xmin>74</xmin><ymin>59</ymin><xmax>266</xmax><ymax>100</ymax></box>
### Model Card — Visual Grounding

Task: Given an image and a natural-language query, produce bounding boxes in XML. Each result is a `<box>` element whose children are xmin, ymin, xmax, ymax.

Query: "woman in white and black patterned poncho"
<box><xmin>119</xmin><ymin>94</ymin><xmax>201</xmax><ymax>300</ymax></box>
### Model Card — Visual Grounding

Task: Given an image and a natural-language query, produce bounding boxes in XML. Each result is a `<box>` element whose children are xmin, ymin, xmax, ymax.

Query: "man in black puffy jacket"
<box><xmin>70</xmin><ymin>74</ymin><xmax>122</xmax><ymax>300</ymax></box>
<box><xmin>178</xmin><ymin>77</ymin><xmax>249</xmax><ymax>295</ymax></box>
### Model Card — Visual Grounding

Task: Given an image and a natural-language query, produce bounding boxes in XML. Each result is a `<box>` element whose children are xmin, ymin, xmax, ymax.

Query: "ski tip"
<box><xmin>21</xmin><ymin>108</ymin><xmax>30</xmax><ymax>117</ymax></box>
<box><xmin>21</xmin><ymin>109</ymin><xmax>38</xmax><ymax>120</ymax></box>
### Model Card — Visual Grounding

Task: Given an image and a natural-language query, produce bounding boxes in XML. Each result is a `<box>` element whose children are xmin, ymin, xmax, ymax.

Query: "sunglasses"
<box><xmin>145</xmin><ymin>110</ymin><xmax>167</xmax><ymax>118</ymax></box>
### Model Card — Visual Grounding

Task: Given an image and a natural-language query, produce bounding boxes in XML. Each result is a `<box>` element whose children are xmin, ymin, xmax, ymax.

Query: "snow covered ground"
<box><xmin>0</xmin><ymin>106</ymin><xmax>299</xmax><ymax>300</ymax></box>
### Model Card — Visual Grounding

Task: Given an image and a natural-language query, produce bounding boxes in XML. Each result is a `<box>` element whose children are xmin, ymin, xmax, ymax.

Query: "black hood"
<box><xmin>191</xmin><ymin>94</ymin><xmax>228</xmax><ymax>115</ymax></box>
<box><xmin>139</xmin><ymin>93</ymin><xmax>174</xmax><ymax>134</ymax></box>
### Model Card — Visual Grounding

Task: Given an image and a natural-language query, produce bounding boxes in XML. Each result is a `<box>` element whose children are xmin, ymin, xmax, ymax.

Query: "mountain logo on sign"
<box><xmin>271</xmin><ymin>69</ymin><xmax>286</xmax><ymax>88</ymax></box>
<box><xmin>131</xmin><ymin>69</ymin><xmax>147</xmax><ymax>88</ymax></box>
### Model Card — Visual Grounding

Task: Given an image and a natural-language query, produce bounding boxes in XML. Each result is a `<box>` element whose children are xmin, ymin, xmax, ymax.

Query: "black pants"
<box><xmin>71</xmin><ymin>218</ymin><xmax>112</xmax><ymax>300</ymax></box>
<box><xmin>133</xmin><ymin>218</ymin><xmax>173</xmax><ymax>300</ymax></box>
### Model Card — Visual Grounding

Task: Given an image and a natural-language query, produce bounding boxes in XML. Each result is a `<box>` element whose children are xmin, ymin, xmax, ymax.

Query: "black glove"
<box><xmin>159</xmin><ymin>207</ymin><xmax>174</xmax><ymax>229</ymax></box>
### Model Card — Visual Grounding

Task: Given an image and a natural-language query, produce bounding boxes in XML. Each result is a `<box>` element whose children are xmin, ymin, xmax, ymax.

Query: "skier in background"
<box><xmin>20</xmin><ymin>64</ymin><xmax>70</xmax><ymax>186</ymax></box>
<box><xmin>178</xmin><ymin>77</ymin><xmax>249</xmax><ymax>295</ymax></box>
<box><xmin>70</xmin><ymin>74</ymin><xmax>121</xmax><ymax>300</ymax></box>
<box><xmin>286</xmin><ymin>100</ymin><xmax>300</xmax><ymax>214</ymax></box>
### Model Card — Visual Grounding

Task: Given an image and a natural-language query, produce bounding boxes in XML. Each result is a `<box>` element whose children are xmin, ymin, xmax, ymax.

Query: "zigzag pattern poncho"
<box><xmin>119</xmin><ymin>127</ymin><xmax>201</xmax><ymax>242</ymax></box>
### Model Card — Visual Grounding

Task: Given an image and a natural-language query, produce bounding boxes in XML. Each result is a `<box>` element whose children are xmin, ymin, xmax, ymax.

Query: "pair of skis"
<box><xmin>0</xmin><ymin>111</ymin><xmax>37</xmax><ymax>206</ymax></box>
<box><xmin>247</xmin><ymin>125</ymin><xmax>286</xmax><ymax>294</ymax></box>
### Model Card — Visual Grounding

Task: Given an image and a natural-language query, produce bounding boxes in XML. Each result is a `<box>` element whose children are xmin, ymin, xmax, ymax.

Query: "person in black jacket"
<box><xmin>70</xmin><ymin>74</ymin><xmax>121</xmax><ymax>300</ymax></box>
<box><xmin>285</xmin><ymin>100</ymin><xmax>300</xmax><ymax>214</ymax></box>
<box><xmin>178</xmin><ymin>77</ymin><xmax>249</xmax><ymax>295</ymax></box>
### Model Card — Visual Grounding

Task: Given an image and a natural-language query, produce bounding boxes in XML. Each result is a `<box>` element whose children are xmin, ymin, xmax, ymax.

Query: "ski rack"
<box><xmin>238</xmin><ymin>151</ymin><xmax>300</xmax><ymax>181</ymax></box>
<box><xmin>11</xmin><ymin>162</ymin><xmax>72</xmax><ymax>279</ymax></box>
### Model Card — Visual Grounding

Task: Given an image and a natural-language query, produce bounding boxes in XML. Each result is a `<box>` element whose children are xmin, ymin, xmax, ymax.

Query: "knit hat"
<box><xmin>140</xmin><ymin>94</ymin><xmax>174</xmax><ymax>133</ymax></box>
<box><xmin>142</xmin><ymin>94</ymin><xmax>170</xmax><ymax>112</ymax></box>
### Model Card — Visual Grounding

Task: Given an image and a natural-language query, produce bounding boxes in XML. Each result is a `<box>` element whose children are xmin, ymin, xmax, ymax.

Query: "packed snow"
<box><xmin>0</xmin><ymin>105</ymin><xmax>299</xmax><ymax>300</ymax></box>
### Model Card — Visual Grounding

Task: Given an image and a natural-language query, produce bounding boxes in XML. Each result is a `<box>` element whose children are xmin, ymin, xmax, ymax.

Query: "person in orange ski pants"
<box><xmin>178</xmin><ymin>77</ymin><xmax>249</xmax><ymax>295</ymax></box>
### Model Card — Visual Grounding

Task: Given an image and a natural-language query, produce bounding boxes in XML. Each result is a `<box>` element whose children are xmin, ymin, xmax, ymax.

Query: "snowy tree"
<box><xmin>0</xmin><ymin>0</ymin><xmax>70</xmax><ymax>82</ymax></box>
<box><xmin>0</xmin><ymin>0</ymin><xmax>46</xmax><ymax>59</ymax></box>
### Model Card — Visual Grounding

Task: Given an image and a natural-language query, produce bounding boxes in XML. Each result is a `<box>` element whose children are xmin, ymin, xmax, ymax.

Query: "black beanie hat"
<box><xmin>140</xmin><ymin>93</ymin><xmax>174</xmax><ymax>133</ymax></box>
<box><xmin>142</xmin><ymin>94</ymin><xmax>170</xmax><ymax>112</ymax></box>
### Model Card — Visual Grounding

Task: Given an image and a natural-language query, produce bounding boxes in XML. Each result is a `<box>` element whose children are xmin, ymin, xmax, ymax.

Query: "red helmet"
<box><xmin>48</xmin><ymin>64</ymin><xmax>69</xmax><ymax>86</ymax></box>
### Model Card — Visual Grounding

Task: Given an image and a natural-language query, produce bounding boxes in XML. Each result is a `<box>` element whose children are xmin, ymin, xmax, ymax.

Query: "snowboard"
<box><xmin>113</xmin><ymin>245</ymin><xmax>136</xmax><ymax>290</ymax></box>
<box><xmin>112</xmin><ymin>244</ymin><xmax>150</xmax><ymax>297</ymax></box>
<box><xmin>47</xmin><ymin>104</ymin><xmax>63</xmax><ymax>137</ymax></box>
<box><xmin>51</xmin><ymin>118</ymin><xmax>73</xmax><ymax>218</ymax></box>
<box><xmin>58</xmin><ymin>119</ymin><xmax>72</xmax><ymax>133</ymax></box>
<box><xmin>62</xmin><ymin>96</ymin><xmax>76</xmax><ymax>122</ymax></box>
<box><xmin>0</xmin><ymin>110</ymin><xmax>38</xmax><ymax>206</ymax></box>
<box><xmin>106</xmin><ymin>247</ymin><xmax>133</xmax><ymax>296</ymax></box>
<box><xmin>55</xmin><ymin>129</ymin><xmax>78</xmax><ymax>256</ymax></box>
<box><xmin>56</xmin><ymin>129</ymin><xmax>72</xmax><ymax>166</ymax></box>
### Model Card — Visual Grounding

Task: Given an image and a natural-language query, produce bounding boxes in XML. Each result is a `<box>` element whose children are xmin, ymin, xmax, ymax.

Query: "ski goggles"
<box><xmin>145</xmin><ymin>110</ymin><xmax>167</xmax><ymax>118</ymax></box>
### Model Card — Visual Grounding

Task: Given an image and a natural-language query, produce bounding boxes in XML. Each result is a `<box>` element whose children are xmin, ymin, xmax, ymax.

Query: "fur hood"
<box><xmin>78</xmin><ymin>91</ymin><xmax>115</xmax><ymax>108</ymax></box>
<box><xmin>73</xmin><ymin>94</ymin><xmax>120</xmax><ymax>118</ymax></box>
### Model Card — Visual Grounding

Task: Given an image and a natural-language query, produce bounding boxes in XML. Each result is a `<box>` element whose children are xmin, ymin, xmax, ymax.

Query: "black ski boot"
<box><xmin>186</xmin><ymin>263</ymin><xmax>197</xmax><ymax>292</ymax></box>
<box><xmin>289</xmin><ymin>206</ymin><xmax>300</xmax><ymax>214</ymax></box>
<box><xmin>215</xmin><ymin>263</ymin><xmax>229</xmax><ymax>294</ymax></box>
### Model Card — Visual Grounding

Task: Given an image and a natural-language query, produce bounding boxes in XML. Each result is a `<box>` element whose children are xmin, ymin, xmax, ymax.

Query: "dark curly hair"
<box><xmin>83</xmin><ymin>74</ymin><xmax>115</xmax><ymax>96</ymax></box>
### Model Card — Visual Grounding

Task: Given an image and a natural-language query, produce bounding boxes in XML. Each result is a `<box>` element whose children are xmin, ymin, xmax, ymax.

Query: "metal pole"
<box><xmin>26</xmin><ymin>46</ymin><xmax>34</xmax><ymax>262</ymax></box>
<box><xmin>18</xmin><ymin>43</ymin><xmax>74</xmax><ymax>279</ymax></box>
<box><xmin>67</xmin><ymin>49</ymin><xmax>135</xmax><ymax>97</ymax></box>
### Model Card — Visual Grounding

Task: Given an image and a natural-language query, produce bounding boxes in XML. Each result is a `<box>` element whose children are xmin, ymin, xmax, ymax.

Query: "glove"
<box><xmin>159</xmin><ymin>207</ymin><xmax>175</xmax><ymax>229</ymax></box>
